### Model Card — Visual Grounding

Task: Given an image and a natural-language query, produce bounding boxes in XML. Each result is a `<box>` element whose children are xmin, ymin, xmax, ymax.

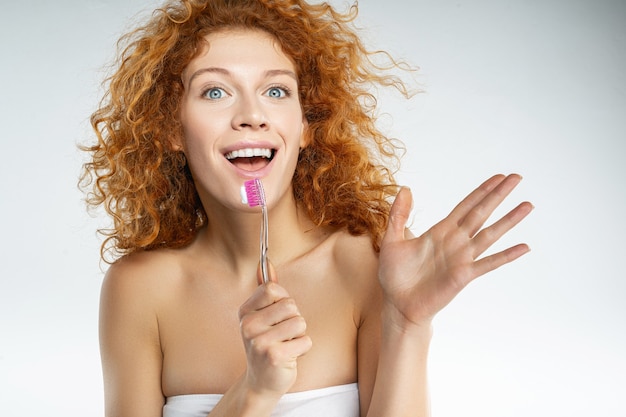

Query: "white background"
<box><xmin>1</xmin><ymin>0</ymin><xmax>624</xmax><ymax>415</ymax></box>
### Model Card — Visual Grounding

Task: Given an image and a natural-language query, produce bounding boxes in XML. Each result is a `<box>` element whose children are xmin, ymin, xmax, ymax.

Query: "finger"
<box><xmin>241</xmin><ymin>297</ymin><xmax>302</xmax><ymax>339</ymax></box>
<box><xmin>472</xmin><ymin>243</ymin><xmax>531</xmax><ymax>278</ymax></box>
<box><xmin>239</xmin><ymin>282</ymin><xmax>290</xmax><ymax>319</ymax></box>
<box><xmin>257</xmin><ymin>259</ymin><xmax>278</xmax><ymax>285</ymax></box>
<box><xmin>459</xmin><ymin>174</ymin><xmax>522</xmax><ymax>237</ymax></box>
<box><xmin>253</xmin><ymin>314</ymin><xmax>308</xmax><ymax>345</ymax></box>
<box><xmin>382</xmin><ymin>187</ymin><xmax>413</xmax><ymax>246</ymax></box>
<box><xmin>472</xmin><ymin>201</ymin><xmax>534</xmax><ymax>258</ymax></box>
<box><xmin>448</xmin><ymin>174</ymin><xmax>506</xmax><ymax>224</ymax></box>
<box><xmin>253</xmin><ymin>333</ymin><xmax>313</xmax><ymax>366</ymax></box>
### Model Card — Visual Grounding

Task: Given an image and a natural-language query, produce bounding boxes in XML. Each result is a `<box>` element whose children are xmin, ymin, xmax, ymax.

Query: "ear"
<box><xmin>299</xmin><ymin>117</ymin><xmax>310</xmax><ymax>149</ymax></box>
<box><xmin>169</xmin><ymin>131</ymin><xmax>184</xmax><ymax>152</ymax></box>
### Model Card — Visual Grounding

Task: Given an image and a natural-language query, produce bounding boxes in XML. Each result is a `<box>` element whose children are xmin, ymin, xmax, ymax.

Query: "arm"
<box><xmin>367</xmin><ymin>174</ymin><xmax>533</xmax><ymax>417</ymax></box>
<box><xmin>365</xmin><ymin>309</ymin><xmax>432</xmax><ymax>417</ymax></box>
<box><xmin>355</xmin><ymin>251</ymin><xmax>431</xmax><ymax>417</ymax></box>
<box><xmin>208</xmin><ymin>265</ymin><xmax>312</xmax><ymax>417</ymax></box>
<box><xmin>99</xmin><ymin>261</ymin><xmax>165</xmax><ymax>417</ymax></box>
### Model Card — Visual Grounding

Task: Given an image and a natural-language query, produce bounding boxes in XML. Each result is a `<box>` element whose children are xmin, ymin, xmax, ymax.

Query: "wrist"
<box><xmin>241</xmin><ymin>389</ymin><xmax>281</xmax><ymax>417</ymax></box>
<box><xmin>381</xmin><ymin>300</ymin><xmax>433</xmax><ymax>339</ymax></box>
<box><xmin>218</xmin><ymin>375</ymin><xmax>282</xmax><ymax>417</ymax></box>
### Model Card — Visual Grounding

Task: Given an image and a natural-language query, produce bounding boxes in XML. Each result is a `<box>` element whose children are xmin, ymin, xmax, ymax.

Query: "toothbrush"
<box><xmin>241</xmin><ymin>178</ymin><xmax>269</xmax><ymax>284</ymax></box>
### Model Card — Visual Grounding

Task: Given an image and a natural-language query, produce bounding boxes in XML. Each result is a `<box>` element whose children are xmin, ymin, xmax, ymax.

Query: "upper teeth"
<box><xmin>225</xmin><ymin>148</ymin><xmax>273</xmax><ymax>160</ymax></box>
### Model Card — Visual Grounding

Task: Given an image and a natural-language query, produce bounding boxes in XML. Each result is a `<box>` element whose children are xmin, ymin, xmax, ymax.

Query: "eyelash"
<box><xmin>199</xmin><ymin>84</ymin><xmax>293</xmax><ymax>100</ymax></box>
<box><xmin>265</xmin><ymin>84</ymin><xmax>292</xmax><ymax>98</ymax></box>
<box><xmin>201</xmin><ymin>86</ymin><xmax>228</xmax><ymax>100</ymax></box>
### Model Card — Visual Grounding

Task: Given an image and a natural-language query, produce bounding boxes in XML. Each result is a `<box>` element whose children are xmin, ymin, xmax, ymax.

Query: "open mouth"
<box><xmin>225</xmin><ymin>147</ymin><xmax>276</xmax><ymax>172</ymax></box>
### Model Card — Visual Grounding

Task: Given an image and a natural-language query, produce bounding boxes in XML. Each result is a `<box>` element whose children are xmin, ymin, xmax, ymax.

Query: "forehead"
<box><xmin>184</xmin><ymin>29</ymin><xmax>296</xmax><ymax>80</ymax></box>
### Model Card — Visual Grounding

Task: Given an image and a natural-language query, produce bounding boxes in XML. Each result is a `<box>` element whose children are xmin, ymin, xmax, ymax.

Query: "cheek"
<box><xmin>181</xmin><ymin>98</ymin><xmax>212</xmax><ymax>136</ymax></box>
<box><xmin>181</xmin><ymin>112</ymin><xmax>216</xmax><ymax>151</ymax></box>
<box><xmin>277</xmin><ymin>109</ymin><xmax>306</xmax><ymax>140</ymax></box>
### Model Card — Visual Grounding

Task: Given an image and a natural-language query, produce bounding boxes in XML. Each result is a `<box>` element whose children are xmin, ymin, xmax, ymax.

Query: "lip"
<box><xmin>222</xmin><ymin>140</ymin><xmax>279</xmax><ymax>179</ymax></box>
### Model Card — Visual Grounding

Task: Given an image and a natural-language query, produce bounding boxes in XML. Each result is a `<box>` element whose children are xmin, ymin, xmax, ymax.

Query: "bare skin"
<box><xmin>98</xmin><ymin>28</ymin><xmax>533</xmax><ymax>417</ymax></box>
<box><xmin>100</xmin><ymin>174</ymin><xmax>532</xmax><ymax>417</ymax></box>
<box><xmin>100</xmin><ymin>210</ymin><xmax>383</xmax><ymax>416</ymax></box>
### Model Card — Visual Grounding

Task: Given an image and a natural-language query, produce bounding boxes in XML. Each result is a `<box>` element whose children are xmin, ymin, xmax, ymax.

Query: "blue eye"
<box><xmin>266</xmin><ymin>86</ymin><xmax>288</xmax><ymax>98</ymax></box>
<box><xmin>204</xmin><ymin>87</ymin><xmax>225</xmax><ymax>100</ymax></box>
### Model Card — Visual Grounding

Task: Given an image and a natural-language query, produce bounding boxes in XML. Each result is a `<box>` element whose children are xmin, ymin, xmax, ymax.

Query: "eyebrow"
<box><xmin>187</xmin><ymin>67</ymin><xmax>298</xmax><ymax>88</ymax></box>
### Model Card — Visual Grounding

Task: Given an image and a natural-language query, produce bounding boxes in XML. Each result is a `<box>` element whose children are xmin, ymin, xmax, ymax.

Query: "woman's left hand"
<box><xmin>378</xmin><ymin>174</ymin><xmax>533</xmax><ymax>330</ymax></box>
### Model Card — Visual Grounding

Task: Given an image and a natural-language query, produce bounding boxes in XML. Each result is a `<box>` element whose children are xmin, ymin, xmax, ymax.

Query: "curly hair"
<box><xmin>80</xmin><ymin>0</ymin><xmax>414</xmax><ymax>262</ymax></box>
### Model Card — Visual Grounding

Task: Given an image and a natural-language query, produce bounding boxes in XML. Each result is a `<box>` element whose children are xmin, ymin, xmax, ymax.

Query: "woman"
<box><xmin>80</xmin><ymin>0</ymin><xmax>533</xmax><ymax>416</ymax></box>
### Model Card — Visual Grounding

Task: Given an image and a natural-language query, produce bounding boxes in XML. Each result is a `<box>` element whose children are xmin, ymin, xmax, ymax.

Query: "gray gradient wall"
<box><xmin>1</xmin><ymin>0</ymin><xmax>624</xmax><ymax>415</ymax></box>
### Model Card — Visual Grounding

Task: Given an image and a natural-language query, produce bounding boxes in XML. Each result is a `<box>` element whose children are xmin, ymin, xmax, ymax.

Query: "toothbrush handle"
<box><xmin>260</xmin><ymin>205</ymin><xmax>269</xmax><ymax>284</ymax></box>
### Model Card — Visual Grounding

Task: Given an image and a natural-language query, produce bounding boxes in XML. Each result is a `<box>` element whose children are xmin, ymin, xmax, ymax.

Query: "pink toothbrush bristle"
<box><xmin>243</xmin><ymin>179</ymin><xmax>266</xmax><ymax>207</ymax></box>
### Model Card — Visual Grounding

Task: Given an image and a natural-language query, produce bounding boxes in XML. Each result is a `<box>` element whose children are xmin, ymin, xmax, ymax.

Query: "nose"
<box><xmin>232</xmin><ymin>94</ymin><xmax>268</xmax><ymax>130</ymax></box>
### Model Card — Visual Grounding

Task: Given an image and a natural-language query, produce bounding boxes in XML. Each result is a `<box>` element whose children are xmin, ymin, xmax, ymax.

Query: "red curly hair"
<box><xmin>80</xmin><ymin>0</ymin><xmax>413</xmax><ymax>262</ymax></box>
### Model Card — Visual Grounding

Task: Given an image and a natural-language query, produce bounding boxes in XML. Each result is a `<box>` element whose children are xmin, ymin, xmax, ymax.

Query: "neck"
<box><xmin>196</xmin><ymin>189</ymin><xmax>321</xmax><ymax>281</ymax></box>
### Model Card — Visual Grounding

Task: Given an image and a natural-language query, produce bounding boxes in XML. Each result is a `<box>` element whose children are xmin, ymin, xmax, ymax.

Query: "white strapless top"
<box><xmin>163</xmin><ymin>383</ymin><xmax>359</xmax><ymax>417</ymax></box>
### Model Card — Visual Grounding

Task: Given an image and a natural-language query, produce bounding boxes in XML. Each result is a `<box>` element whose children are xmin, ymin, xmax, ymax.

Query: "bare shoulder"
<box><xmin>99</xmin><ymin>249</ymin><xmax>186</xmax><ymax>415</ymax></box>
<box><xmin>101</xmin><ymin>249</ymin><xmax>183</xmax><ymax>306</ymax></box>
<box><xmin>331</xmin><ymin>231</ymin><xmax>382</xmax><ymax>320</ymax></box>
<box><xmin>330</xmin><ymin>232</ymin><xmax>383</xmax><ymax>408</ymax></box>
<box><xmin>332</xmin><ymin>231</ymin><xmax>379</xmax><ymax>282</ymax></box>
<box><xmin>99</xmin><ymin>248</ymin><xmax>191</xmax><ymax>344</ymax></box>
<box><xmin>100</xmin><ymin>248</ymin><xmax>187</xmax><ymax>353</ymax></box>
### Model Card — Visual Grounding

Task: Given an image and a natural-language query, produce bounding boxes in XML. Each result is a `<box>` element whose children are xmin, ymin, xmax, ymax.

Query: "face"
<box><xmin>179</xmin><ymin>29</ymin><xmax>307</xmax><ymax>212</ymax></box>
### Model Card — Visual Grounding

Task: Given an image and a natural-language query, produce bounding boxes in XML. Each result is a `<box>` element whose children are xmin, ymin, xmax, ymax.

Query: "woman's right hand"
<box><xmin>238</xmin><ymin>264</ymin><xmax>312</xmax><ymax>397</ymax></box>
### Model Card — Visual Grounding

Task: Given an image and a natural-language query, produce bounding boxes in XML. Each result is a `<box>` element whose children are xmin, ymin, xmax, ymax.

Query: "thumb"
<box><xmin>257</xmin><ymin>259</ymin><xmax>278</xmax><ymax>286</ymax></box>
<box><xmin>382</xmin><ymin>187</ymin><xmax>413</xmax><ymax>245</ymax></box>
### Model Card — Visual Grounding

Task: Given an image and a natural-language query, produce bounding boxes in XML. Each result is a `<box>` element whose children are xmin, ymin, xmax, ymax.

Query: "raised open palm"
<box><xmin>379</xmin><ymin>174</ymin><xmax>533</xmax><ymax>327</ymax></box>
